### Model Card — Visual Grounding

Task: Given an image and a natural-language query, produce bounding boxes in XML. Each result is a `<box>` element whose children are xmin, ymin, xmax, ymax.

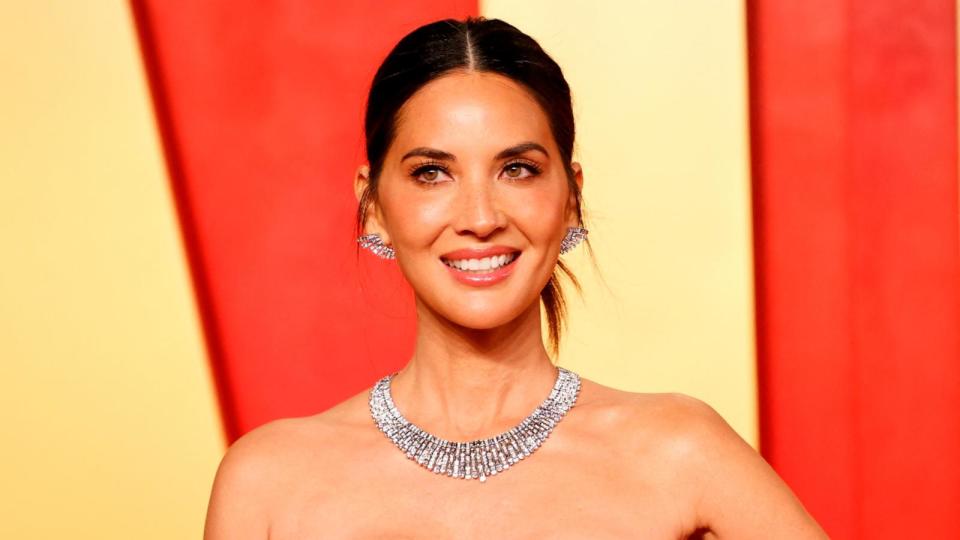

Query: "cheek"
<box><xmin>379</xmin><ymin>183</ymin><xmax>448</xmax><ymax>242</ymax></box>
<box><xmin>507</xmin><ymin>183</ymin><xmax>568</xmax><ymax>236</ymax></box>
<box><xmin>398</xmin><ymin>204</ymin><xmax>447</xmax><ymax>241</ymax></box>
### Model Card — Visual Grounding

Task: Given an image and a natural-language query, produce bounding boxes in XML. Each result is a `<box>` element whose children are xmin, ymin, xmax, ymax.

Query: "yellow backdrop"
<box><xmin>0</xmin><ymin>2</ymin><xmax>221</xmax><ymax>538</ymax></box>
<box><xmin>483</xmin><ymin>0</ymin><xmax>758</xmax><ymax>444</ymax></box>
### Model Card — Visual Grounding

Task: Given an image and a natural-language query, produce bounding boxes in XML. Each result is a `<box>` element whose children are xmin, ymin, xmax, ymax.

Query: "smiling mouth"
<box><xmin>440</xmin><ymin>251</ymin><xmax>521</xmax><ymax>273</ymax></box>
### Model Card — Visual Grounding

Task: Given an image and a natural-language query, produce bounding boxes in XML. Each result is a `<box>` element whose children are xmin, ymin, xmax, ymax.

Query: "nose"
<box><xmin>451</xmin><ymin>174</ymin><xmax>507</xmax><ymax>239</ymax></box>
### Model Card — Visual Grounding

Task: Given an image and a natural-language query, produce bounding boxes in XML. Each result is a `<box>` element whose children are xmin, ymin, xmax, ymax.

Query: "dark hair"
<box><xmin>356</xmin><ymin>16</ymin><xmax>593</xmax><ymax>358</ymax></box>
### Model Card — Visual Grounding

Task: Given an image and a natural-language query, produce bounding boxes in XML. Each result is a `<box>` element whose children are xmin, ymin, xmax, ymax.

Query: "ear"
<box><xmin>566</xmin><ymin>161</ymin><xmax>584</xmax><ymax>228</ymax></box>
<box><xmin>354</xmin><ymin>164</ymin><xmax>392</xmax><ymax>244</ymax></box>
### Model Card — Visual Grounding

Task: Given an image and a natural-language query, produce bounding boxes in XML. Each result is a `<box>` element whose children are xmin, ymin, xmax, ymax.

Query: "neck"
<box><xmin>389</xmin><ymin>298</ymin><xmax>559</xmax><ymax>442</ymax></box>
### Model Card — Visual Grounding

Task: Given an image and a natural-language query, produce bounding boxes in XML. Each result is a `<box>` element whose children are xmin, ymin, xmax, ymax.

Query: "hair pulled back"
<box><xmin>357</xmin><ymin>16</ymin><xmax>591</xmax><ymax>358</ymax></box>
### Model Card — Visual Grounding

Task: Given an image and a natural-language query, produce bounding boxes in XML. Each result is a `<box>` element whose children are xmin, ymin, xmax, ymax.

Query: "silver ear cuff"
<box><xmin>559</xmin><ymin>226</ymin><xmax>588</xmax><ymax>255</ymax></box>
<box><xmin>357</xmin><ymin>226</ymin><xmax>588</xmax><ymax>260</ymax></box>
<box><xmin>357</xmin><ymin>233</ymin><xmax>396</xmax><ymax>259</ymax></box>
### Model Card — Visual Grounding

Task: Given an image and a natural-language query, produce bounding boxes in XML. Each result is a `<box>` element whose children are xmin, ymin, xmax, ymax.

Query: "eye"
<box><xmin>501</xmin><ymin>160</ymin><xmax>542</xmax><ymax>180</ymax></box>
<box><xmin>408</xmin><ymin>161</ymin><xmax>451</xmax><ymax>184</ymax></box>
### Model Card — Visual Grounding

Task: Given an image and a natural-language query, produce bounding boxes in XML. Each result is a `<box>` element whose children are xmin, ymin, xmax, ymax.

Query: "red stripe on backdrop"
<box><xmin>748</xmin><ymin>0</ymin><xmax>960</xmax><ymax>537</ymax></box>
<box><xmin>131</xmin><ymin>1</ymin><xmax>477</xmax><ymax>442</ymax></box>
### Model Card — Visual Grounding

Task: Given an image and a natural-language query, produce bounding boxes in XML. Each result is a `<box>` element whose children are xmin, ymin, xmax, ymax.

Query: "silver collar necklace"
<box><xmin>369</xmin><ymin>366</ymin><xmax>581</xmax><ymax>483</ymax></box>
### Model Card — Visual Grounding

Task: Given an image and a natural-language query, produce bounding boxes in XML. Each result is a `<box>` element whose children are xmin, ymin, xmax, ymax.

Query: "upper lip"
<box><xmin>440</xmin><ymin>245</ymin><xmax>521</xmax><ymax>260</ymax></box>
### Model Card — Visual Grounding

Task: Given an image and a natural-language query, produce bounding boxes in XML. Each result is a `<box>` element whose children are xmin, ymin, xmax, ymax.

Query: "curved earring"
<box><xmin>559</xmin><ymin>226</ymin><xmax>588</xmax><ymax>255</ymax></box>
<box><xmin>357</xmin><ymin>233</ymin><xmax>396</xmax><ymax>259</ymax></box>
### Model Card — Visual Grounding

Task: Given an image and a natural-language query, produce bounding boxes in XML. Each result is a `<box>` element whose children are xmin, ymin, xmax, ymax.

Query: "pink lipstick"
<box><xmin>439</xmin><ymin>246</ymin><xmax>521</xmax><ymax>287</ymax></box>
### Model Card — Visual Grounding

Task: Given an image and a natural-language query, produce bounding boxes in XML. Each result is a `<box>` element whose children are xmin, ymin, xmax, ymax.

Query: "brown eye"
<box><xmin>501</xmin><ymin>161</ymin><xmax>541</xmax><ymax>180</ymax></box>
<box><xmin>409</xmin><ymin>162</ymin><xmax>448</xmax><ymax>184</ymax></box>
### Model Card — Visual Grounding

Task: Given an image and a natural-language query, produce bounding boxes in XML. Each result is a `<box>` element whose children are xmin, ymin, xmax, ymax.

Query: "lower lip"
<box><xmin>441</xmin><ymin>254</ymin><xmax>520</xmax><ymax>286</ymax></box>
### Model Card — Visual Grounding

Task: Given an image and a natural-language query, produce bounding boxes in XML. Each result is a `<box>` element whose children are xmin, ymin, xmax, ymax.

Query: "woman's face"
<box><xmin>356</xmin><ymin>70</ymin><xmax>583</xmax><ymax>331</ymax></box>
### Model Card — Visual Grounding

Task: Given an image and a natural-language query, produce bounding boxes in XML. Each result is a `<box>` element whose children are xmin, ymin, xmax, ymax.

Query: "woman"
<box><xmin>205</xmin><ymin>16</ymin><xmax>828</xmax><ymax>539</ymax></box>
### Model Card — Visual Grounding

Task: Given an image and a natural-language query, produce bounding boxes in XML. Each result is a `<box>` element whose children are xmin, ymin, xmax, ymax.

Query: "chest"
<box><xmin>268</xmin><ymin>455</ymin><xmax>693</xmax><ymax>539</ymax></box>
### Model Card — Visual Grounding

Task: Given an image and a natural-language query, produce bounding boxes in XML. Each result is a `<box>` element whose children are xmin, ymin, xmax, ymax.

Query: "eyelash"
<box><xmin>408</xmin><ymin>159</ymin><xmax>543</xmax><ymax>184</ymax></box>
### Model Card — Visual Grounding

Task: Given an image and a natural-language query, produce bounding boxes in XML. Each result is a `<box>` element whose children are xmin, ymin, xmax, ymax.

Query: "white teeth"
<box><xmin>443</xmin><ymin>252</ymin><xmax>518</xmax><ymax>272</ymax></box>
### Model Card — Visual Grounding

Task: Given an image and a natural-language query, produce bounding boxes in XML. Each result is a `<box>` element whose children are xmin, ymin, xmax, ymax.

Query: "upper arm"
<box><xmin>662</xmin><ymin>393</ymin><xmax>829</xmax><ymax>540</ymax></box>
<box><xmin>204</xmin><ymin>421</ymin><xmax>287</xmax><ymax>540</ymax></box>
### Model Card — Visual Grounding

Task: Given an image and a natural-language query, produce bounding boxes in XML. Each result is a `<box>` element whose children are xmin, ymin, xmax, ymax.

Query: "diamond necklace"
<box><xmin>369</xmin><ymin>366</ymin><xmax>581</xmax><ymax>483</ymax></box>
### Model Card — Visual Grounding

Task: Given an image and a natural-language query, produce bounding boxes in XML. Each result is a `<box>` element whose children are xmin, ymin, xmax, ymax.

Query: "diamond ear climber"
<box><xmin>559</xmin><ymin>226</ymin><xmax>588</xmax><ymax>254</ymax></box>
<box><xmin>357</xmin><ymin>233</ymin><xmax>396</xmax><ymax>259</ymax></box>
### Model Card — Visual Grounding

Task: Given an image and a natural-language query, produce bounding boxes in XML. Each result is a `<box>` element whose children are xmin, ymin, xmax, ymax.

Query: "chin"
<box><xmin>418</xmin><ymin>288</ymin><xmax>535</xmax><ymax>331</ymax></box>
<box><xmin>446</xmin><ymin>307</ymin><xmax>523</xmax><ymax>331</ymax></box>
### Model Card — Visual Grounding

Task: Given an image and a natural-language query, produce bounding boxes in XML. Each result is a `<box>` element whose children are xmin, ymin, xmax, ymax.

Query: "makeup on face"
<box><xmin>378</xmin><ymin>72</ymin><xmax>568</xmax><ymax>298</ymax></box>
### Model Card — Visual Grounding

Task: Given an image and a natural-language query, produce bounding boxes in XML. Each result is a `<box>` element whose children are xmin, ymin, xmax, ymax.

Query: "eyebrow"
<box><xmin>400</xmin><ymin>141</ymin><xmax>550</xmax><ymax>162</ymax></box>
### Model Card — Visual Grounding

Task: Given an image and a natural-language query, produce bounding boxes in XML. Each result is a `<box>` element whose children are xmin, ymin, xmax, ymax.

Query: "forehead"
<box><xmin>392</xmin><ymin>71</ymin><xmax>553</xmax><ymax>156</ymax></box>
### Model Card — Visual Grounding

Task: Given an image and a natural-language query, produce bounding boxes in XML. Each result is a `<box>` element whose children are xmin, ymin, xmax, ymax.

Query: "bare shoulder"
<box><xmin>571</xmin><ymin>377</ymin><xmax>713</xmax><ymax>440</ymax></box>
<box><xmin>203</xmin><ymin>417</ymin><xmax>300</xmax><ymax>539</ymax></box>
<box><xmin>572</xmin><ymin>379</ymin><xmax>728</xmax><ymax>472</ymax></box>
<box><xmin>595</xmin><ymin>384</ymin><xmax>829</xmax><ymax>539</ymax></box>
<box><xmin>203</xmin><ymin>388</ymin><xmax>375</xmax><ymax>540</ymax></box>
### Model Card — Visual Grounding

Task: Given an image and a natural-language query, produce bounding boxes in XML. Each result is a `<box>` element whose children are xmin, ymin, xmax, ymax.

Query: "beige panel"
<box><xmin>0</xmin><ymin>2</ymin><xmax>223</xmax><ymax>537</ymax></box>
<box><xmin>483</xmin><ymin>0</ymin><xmax>758</xmax><ymax>445</ymax></box>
